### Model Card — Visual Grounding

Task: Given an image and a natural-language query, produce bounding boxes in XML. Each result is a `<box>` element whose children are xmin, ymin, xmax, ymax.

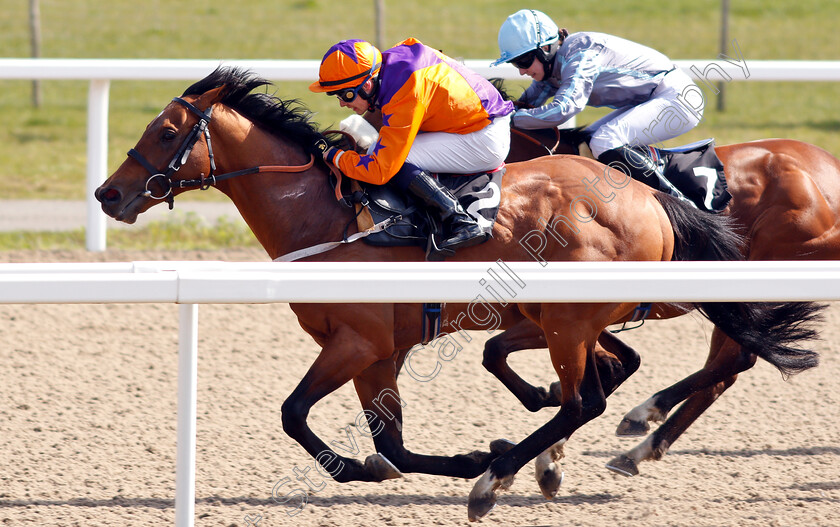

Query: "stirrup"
<box><xmin>439</xmin><ymin>224</ymin><xmax>485</xmax><ymax>251</ymax></box>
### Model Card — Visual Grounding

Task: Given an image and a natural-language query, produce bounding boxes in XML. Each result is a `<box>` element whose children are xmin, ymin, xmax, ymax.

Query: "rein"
<box><xmin>127</xmin><ymin>96</ymin><xmax>315</xmax><ymax>209</ymax></box>
<box><xmin>511</xmin><ymin>126</ymin><xmax>563</xmax><ymax>156</ymax></box>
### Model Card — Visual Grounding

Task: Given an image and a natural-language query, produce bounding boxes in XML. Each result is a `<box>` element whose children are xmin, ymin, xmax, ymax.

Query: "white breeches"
<box><xmin>587</xmin><ymin>69</ymin><xmax>705</xmax><ymax>158</ymax></box>
<box><xmin>403</xmin><ymin>113</ymin><xmax>512</xmax><ymax>173</ymax></box>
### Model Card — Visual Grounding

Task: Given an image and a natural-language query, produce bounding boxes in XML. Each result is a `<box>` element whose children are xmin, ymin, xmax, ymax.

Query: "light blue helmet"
<box><xmin>492</xmin><ymin>9</ymin><xmax>560</xmax><ymax>67</ymax></box>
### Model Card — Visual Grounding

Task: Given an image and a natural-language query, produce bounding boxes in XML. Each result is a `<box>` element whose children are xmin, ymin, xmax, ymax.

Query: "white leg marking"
<box><xmin>624</xmin><ymin>396</ymin><xmax>668</xmax><ymax>424</ymax></box>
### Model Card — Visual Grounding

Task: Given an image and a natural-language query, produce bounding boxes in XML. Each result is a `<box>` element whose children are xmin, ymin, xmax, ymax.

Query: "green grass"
<box><xmin>0</xmin><ymin>213</ymin><xmax>260</xmax><ymax>251</ymax></box>
<box><xmin>1</xmin><ymin>0</ymin><xmax>839</xmax><ymax>205</ymax></box>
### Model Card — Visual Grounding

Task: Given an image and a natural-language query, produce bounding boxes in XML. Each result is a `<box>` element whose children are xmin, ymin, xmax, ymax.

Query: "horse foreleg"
<box><xmin>469</xmin><ymin>307</ymin><xmax>610</xmax><ymax>521</ymax></box>
<box><xmin>482</xmin><ymin>318</ymin><xmax>555</xmax><ymax>411</ymax></box>
<box><xmin>352</xmin><ymin>357</ymin><xmax>514</xmax><ymax>479</ymax></box>
<box><xmin>615</xmin><ymin>327</ymin><xmax>753</xmax><ymax>436</ymax></box>
<box><xmin>280</xmin><ymin>324</ymin><xmax>398</xmax><ymax>483</ymax></box>
<box><xmin>608</xmin><ymin>328</ymin><xmax>755</xmax><ymax>475</ymax></box>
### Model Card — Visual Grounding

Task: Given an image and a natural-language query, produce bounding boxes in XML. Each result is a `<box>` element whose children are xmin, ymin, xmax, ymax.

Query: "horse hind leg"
<box><xmin>595</xmin><ymin>330</ymin><xmax>641</xmax><ymax>395</ymax></box>
<box><xmin>530</xmin><ymin>332</ymin><xmax>638</xmax><ymax>497</ymax></box>
<box><xmin>607</xmin><ymin>375</ymin><xmax>739</xmax><ymax>477</ymax></box>
<box><xmin>608</xmin><ymin>328</ymin><xmax>755</xmax><ymax>476</ymax></box>
<box><xmin>482</xmin><ymin>318</ymin><xmax>555</xmax><ymax>412</ymax></box>
<box><xmin>534</xmin><ymin>438</ymin><xmax>566</xmax><ymax>499</ymax></box>
<box><xmin>469</xmin><ymin>306</ymin><xmax>613</xmax><ymax>521</ymax></box>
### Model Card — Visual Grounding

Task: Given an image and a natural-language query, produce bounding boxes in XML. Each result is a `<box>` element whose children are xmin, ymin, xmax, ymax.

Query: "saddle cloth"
<box><xmin>647</xmin><ymin>138</ymin><xmax>731</xmax><ymax>213</ymax></box>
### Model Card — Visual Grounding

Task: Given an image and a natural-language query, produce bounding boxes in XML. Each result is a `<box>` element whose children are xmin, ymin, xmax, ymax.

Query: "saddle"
<box><xmin>331</xmin><ymin>169</ymin><xmax>504</xmax><ymax>261</ymax></box>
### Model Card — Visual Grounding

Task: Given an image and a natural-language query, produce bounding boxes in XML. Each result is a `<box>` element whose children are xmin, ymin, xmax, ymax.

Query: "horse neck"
<box><xmin>207</xmin><ymin>106</ymin><xmax>350</xmax><ymax>260</ymax></box>
<box><xmin>508</xmin><ymin>128</ymin><xmax>579</xmax><ymax>163</ymax></box>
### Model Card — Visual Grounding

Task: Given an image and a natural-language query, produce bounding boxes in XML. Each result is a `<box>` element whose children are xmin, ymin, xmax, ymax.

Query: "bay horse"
<box><xmin>94</xmin><ymin>67</ymin><xmax>822</xmax><ymax>520</ymax></box>
<box><xmin>485</xmin><ymin>112</ymin><xmax>840</xmax><ymax>478</ymax></box>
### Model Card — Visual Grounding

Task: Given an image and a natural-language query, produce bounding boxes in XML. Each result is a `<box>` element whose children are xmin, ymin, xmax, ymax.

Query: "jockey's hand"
<box><xmin>308</xmin><ymin>137</ymin><xmax>329</xmax><ymax>158</ymax></box>
<box><xmin>322</xmin><ymin>146</ymin><xmax>340</xmax><ymax>164</ymax></box>
<box><xmin>309</xmin><ymin>138</ymin><xmax>341</xmax><ymax>164</ymax></box>
<box><xmin>512</xmin><ymin>100</ymin><xmax>532</xmax><ymax>109</ymax></box>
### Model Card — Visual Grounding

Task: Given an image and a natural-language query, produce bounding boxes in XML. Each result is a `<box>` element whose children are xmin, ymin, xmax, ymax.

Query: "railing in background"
<box><xmin>2</xmin><ymin>58</ymin><xmax>840</xmax><ymax>251</ymax></box>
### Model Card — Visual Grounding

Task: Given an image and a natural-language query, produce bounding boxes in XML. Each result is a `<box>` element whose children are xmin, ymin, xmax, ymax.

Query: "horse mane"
<box><xmin>182</xmin><ymin>66</ymin><xmax>327</xmax><ymax>147</ymax></box>
<box><xmin>488</xmin><ymin>77</ymin><xmax>592</xmax><ymax>149</ymax></box>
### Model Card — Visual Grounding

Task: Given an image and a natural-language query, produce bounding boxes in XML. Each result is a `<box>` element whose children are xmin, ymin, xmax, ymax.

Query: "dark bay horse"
<box><xmin>94</xmin><ymin>68</ymin><xmax>822</xmax><ymax>520</ymax></box>
<box><xmin>489</xmin><ymin>119</ymin><xmax>840</xmax><ymax>478</ymax></box>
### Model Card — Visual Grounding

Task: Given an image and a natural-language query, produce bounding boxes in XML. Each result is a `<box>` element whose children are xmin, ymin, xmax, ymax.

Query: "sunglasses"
<box><xmin>510</xmin><ymin>51</ymin><xmax>537</xmax><ymax>70</ymax></box>
<box><xmin>327</xmin><ymin>83</ymin><xmax>366</xmax><ymax>103</ymax></box>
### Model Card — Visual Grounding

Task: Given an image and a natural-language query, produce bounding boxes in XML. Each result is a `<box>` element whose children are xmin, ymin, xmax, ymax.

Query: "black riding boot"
<box><xmin>404</xmin><ymin>170</ymin><xmax>486</xmax><ymax>251</ymax></box>
<box><xmin>597</xmin><ymin>145</ymin><xmax>683</xmax><ymax>198</ymax></box>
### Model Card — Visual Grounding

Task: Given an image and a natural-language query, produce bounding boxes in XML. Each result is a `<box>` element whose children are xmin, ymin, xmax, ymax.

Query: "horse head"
<box><xmin>96</xmin><ymin>68</ymin><xmax>334</xmax><ymax>247</ymax></box>
<box><xmin>95</xmin><ymin>88</ymin><xmax>231</xmax><ymax>223</ymax></box>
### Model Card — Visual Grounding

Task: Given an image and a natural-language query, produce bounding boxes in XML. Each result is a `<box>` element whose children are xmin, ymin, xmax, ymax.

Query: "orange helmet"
<box><xmin>309</xmin><ymin>40</ymin><xmax>383</xmax><ymax>93</ymax></box>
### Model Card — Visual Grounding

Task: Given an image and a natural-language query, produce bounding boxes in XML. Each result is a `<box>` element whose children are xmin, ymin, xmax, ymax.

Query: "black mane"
<box><xmin>182</xmin><ymin>66</ymin><xmax>326</xmax><ymax>147</ymax></box>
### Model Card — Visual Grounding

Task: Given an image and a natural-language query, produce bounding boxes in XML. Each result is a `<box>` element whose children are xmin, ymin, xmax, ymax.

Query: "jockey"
<box><xmin>310</xmin><ymin>38</ymin><xmax>514</xmax><ymax>252</ymax></box>
<box><xmin>492</xmin><ymin>9</ymin><xmax>704</xmax><ymax>193</ymax></box>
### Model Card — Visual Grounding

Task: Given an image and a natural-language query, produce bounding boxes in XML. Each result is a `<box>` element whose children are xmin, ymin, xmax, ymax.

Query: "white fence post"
<box><xmin>176</xmin><ymin>303</ymin><xmax>199</xmax><ymax>527</ymax></box>
<box><xmin>85</xmin><ymin>79</ymin><xmax>109</xmax><ymax>252</ymax></box>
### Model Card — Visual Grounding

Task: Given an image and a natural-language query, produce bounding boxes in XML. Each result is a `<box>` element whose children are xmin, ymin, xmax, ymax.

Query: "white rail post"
<box><xmin>85</xmin><ymin>79</ymin><xmax>109</xmax><ymax>251</ymax></box>
<box><xmin>175</xmin><ymin>303</ymin><xmax>199</xmax><ymax>527</ymax></box>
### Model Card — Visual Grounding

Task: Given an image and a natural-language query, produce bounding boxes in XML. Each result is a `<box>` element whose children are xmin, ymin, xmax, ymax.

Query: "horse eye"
<box><xmin>162</xmin><ymin>129</ymin><xmax>177</xmax><ymax>142</ymax></box>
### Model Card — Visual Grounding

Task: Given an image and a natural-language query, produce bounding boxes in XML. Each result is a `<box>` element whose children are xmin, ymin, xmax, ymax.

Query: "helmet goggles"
<box><xmin>510</xmin><ymin>50</ymin><xmax>538</xmax><ymax>69</ymax></box>
<box><xmin>328</xmin><ymin>82</ymin><xmax>368</xmax><ymax>103</ymax></box>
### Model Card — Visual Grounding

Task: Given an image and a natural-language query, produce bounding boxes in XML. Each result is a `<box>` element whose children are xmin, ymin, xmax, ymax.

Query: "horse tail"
<box><xmin>654</xmin><ymin>192</ymin><xmax>824</xmax><ymax>377</ymax></box>
<box><xmin>653</xmin><ymin>192</ymin><xmax>745</xmax><ymax>262</ymax></box>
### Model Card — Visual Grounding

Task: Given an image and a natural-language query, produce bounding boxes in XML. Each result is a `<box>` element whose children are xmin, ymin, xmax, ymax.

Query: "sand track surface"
<box><xmin>1</xmin><ymin>249</ymin><xmax>838</xmax><ymax>526</ymax></box>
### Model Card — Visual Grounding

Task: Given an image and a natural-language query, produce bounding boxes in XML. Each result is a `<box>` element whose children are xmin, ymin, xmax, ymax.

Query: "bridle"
<box><xmin>126</xmin><ymin>96</ymin><xmax>315</xmax><ymax>209</ymax></box>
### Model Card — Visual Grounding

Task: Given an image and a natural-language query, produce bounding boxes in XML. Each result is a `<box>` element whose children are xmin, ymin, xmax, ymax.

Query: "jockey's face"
<box><xmin>517</xmin><ymin>56</ymin><xmax>546</xmax><ymax>81</ymax></box>
<box><xmin>337</xmin><ymin>79</ymin><xmax>373</xmax><ymax>115</ymax></box>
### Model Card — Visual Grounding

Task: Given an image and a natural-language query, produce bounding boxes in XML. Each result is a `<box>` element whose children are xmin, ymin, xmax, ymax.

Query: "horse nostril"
<box><xmin>97</xmin><ymin>187</ymin><xmax>121</xmax><ymax>204</ymax></box>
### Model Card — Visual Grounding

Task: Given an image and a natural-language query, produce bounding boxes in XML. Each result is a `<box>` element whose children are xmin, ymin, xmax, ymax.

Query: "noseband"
<box><xmin>126</xmin><ymin>96</ymin><xmax>315</xmax><ymax>209</ymax></box>
<box><xmin>127</xmin><ymin>97</ymin><xmax>214</xmax><ymax>209</ymax></box>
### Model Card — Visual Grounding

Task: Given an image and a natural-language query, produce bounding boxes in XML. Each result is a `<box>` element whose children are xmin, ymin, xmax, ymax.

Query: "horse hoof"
<box><xmin>615</xmin><ymin>417</ymin><xmax>650</xmax><ymax>437</ymax></box>
<box><xmin>467</xmin><ymin>499</ymin><xmax>496</xmax><ymax>522</ymax></box>
<box><xmin>365</xmin><ymin>453</ymin><xmax>403</xmax><ymax>481</ymax></box>
<box><xmin>468</xmin><ymin>470</ymin><xmax>507</xmax><ymax>521</ymax></box>
<box><xmin>537</xmin><ymin>466</ymin><xmax>564</xmax><ymax>500</ymax></box>
<box><xmin>605</xmin><ymin>454</ymin><xmax>639</xmax><ymax>477</ymax></box>
<box><xmin>467</xmin><ymin>485</ymin><xmax>497</xmax><ymax>522</ymax></box>
<box><xmin>489</xmin><ymin>438</ymin><xmax>517</xmax><ymax>455</ymax></box>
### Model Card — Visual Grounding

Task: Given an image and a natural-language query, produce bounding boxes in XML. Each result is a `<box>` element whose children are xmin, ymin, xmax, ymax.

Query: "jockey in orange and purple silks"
<box><xmin>309</xmin><ymin>38</ymin><xmax>514</xmax><ymax>252</ymax></box>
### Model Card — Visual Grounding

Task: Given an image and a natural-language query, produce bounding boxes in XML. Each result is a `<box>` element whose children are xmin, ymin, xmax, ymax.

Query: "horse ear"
<box><xmin>193</xmin><ymin>84</ymin><xmax>231</xmax><ymax>112</ymax></box>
